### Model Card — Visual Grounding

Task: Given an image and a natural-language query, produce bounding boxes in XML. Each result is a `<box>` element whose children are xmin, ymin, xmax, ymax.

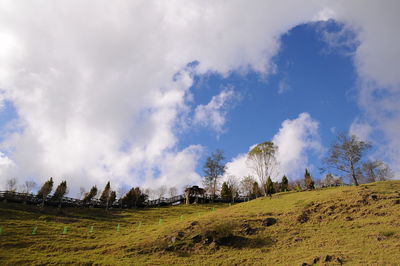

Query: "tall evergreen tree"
<box><xmin>122</xmin><ymin>187</ymin><xmax>147</xmax><ymax>208</ymax></box>
<box><xmin>266</xmin><ymin>176</ymin><xmax>275</xmax><ymax>196</ymax></box>
<box><xmin>100</xmin><ymin>181</ymin><xmax>112</xmax><ymax>208</ymax></box>
<box><xmin>37</xmin><ymin>177</ymin><xmax>54</xmax><ymax>208</ymax></box>
<box><xmin>83</xmin><ymin>186</ymin><xmax>98</xmax><ymax>204</ymax></box>
<box><xmin>304</xmin><ymin>169</ymin><xmax>315</xmax><ymax>190</ymax></box>
<box><xmin>52</xmin><ymin>181</ymin><xmax>68</xmax><ymax>207</ymax></box>
<box><xmin>220</xmin><ymin>182</ymin><xmax>232</xmax><ymax>201</ymax></box>
<box><xmin>281</xmin><ymin>175</ymin><xmax>289</xmax><ymax>192</ymax></box>
<box><xmin>109</xmin><ymin>191</ymin><xmax>117</xmax><ymax>206</ymax></box>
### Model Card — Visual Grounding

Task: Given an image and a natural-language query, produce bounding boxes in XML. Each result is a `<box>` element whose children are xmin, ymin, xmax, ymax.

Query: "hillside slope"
<box><xmin>1</xmin><ymin>181</ymin><xmax>400</xmax><ymax>265</ymax></box>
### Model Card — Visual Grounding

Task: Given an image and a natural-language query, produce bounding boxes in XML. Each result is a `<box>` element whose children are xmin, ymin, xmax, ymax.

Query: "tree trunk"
<box><xmin>352</xmin><ymin>173</ymin><xmax>359</xmax><ymax>186</ymax></box>
<box><xmin>185</xmin><ymin>191</ymin><xmax>190</xmax><ymax>205</ymax></box>
<box><xmin>350</xmin><ymin>162</ymin><xmax>359</xmax><ymax>186</ymax></box>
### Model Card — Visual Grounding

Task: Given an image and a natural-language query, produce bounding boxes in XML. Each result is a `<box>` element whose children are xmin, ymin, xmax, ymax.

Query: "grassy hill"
<box><xmin>1</xmin><ymin>181</ymin><xmax>400</xmax><ymax>265</ymax></box>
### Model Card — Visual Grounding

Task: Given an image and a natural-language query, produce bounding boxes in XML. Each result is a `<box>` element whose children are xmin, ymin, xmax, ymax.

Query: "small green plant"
<box><xmin>380</xmin><ymin>231</ymin><xmax>395</xmax><ymax>237</ymax></box>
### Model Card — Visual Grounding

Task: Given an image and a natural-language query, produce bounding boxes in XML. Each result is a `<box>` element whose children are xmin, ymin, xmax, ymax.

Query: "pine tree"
<box><xmin>100</xmin><ymin>181</ymin><xmax>111</xmax><ymax>208</ymax></box>
<box><xmin>281</xmin><ymin>175</ymin><xmax>289</xmax><ymax>192</ymax></box>
<box><xmin>37</xmin><ymin>177</ymin><xmax>54</xmax><ymax>208</ymax></box>
<box><xmin>220</xmin><ymin>182</ymin><xmax>231</xmax><ymax>201</ymax></box>
<box><xmin>109</xmin><ymin>191</ymin><xmax>117</xmax><ymax>206</ymax></box>
<box><xmin>266</xmin><ymin>176</ymin><xmax>275</xmax><ymax>196</ymax></box>
<box><xmin>83</xmin><ymin>186</ymin><xmax>98</xmax><ymax>204</ymax></box>
<box><xmin>52</xmin><ymin>181</ymin><xmax>68</xmax><ymax>207</ymax></box>
<box><xmin>121</xmin><ymin>187</ymin><xmax>148</xmax><ymax>208</ymax></box>
<box><xmin>304</xmin><ymin>169</ymin><xmax>315</xmax><ymax>190</ymax></box>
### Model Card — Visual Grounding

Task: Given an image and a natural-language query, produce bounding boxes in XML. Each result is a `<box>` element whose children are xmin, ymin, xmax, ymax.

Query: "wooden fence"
<box><xmin>0</xmin><ymin>191</ymin><xmax>251</xmax><ymax>209</ymax></box>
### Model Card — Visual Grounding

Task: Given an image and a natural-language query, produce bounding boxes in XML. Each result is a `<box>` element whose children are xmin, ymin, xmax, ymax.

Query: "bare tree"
<box><xmin>6</xmin><ymin>178</ymin><xmax>18</xmax><ymax>192</ymax></box>
<box><xmin>240</xmin><ymin>175</ymin><xmax>255</xmax><ymax>197</ymax></box>
<box><xmin>144</xmin><ymin>188</ymin><xmax>157</xmax><ymax>200</ymax></box>
<box><xmin>247</xmin><ymin>141</ymin><xmax>279</xmax><ymax>196</ymax></box>
<box><xmin>362</xmin><ymin>160</ymin><xmax>394</xmax><ymax>182</ymax></box>
<box><xmin>227</xmin><ymin>175</ymin><xmax>240</xmax><ymax>203</ymax></box>
<box><xmin>157</xmin><ymin>185</ymin><xmax>167</xmax><ymax>199</ymax></box>
<box><xmin>324</xmin><ymin>133</ymin><xmax>371</xmax><ymax>186</ymax></box>
<box><xmin>289</xmin><ymin>179</ymin><xmax>303</xmax><ymax>191</ymax></box>
<box><xmin>203</xmin><ymin>149</ymin><xmax>226</xmax><ymax>201</ymax></box>
<box><xmin>168</xmin><ymin>186</ymin><xmax>178</xmax><ymax>198</ymax></box>
<box><xmin>21</xmin><ymin>180</ymin><xmax>36</xmax><ymax>194</ymax></box>
<box><xmin>322</xmin><ymin>173</ymin><xmax>335</xmax><ymax>187</ymax></box>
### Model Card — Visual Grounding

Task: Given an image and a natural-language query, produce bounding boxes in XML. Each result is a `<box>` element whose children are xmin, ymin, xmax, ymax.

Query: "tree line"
<box><xmin>2</xmin><ymin>132</ymin><xmax>394</xmax><ymax>207</ymax></box>
<box><xmin>201</xmin><ymin>132</ymin><xmax>394</xmax><ymax>199</ymax></box>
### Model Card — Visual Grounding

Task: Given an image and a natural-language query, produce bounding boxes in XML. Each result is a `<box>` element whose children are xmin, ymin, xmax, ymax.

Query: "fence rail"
<box><xmin>0</xmin><ymin>191</ymin><xmax>251</xmax><ymax>209</ymax></box>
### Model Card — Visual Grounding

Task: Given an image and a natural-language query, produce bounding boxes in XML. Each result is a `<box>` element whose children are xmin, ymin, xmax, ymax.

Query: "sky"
<box><xmin>0</xmin><ymin>1</ymin><xmax>399</xmax><ymax>196</ymax></box>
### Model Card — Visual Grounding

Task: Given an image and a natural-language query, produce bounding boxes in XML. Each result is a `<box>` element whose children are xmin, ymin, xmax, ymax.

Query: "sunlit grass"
<box><xmin>1</xmin><ymin>181</ymin><xmax>400</xmax><ymax>265</ymax></box>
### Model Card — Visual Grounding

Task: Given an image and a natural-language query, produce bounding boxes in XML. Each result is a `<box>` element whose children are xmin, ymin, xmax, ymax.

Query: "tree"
<box><xmin>168</xmin><ymin>186</ymin><xmax>178</xmax><ymax>198</ymax></box>
<box><xmin>100</xmin><ymin>181</ymin><xmax>113</xmax><ymax>209</ymax></box>
<box><xmin>247</xmin><ymin>141</ymin><xmax>279</xmax><ymax>196</ymax></box>
<box><xmin>22</xmin><ymin>180</ymin><xmax>36</xmax><ymax>194</ymax></box>
<box><xmin>203</xmin><ymin>149</ymin><xmax>226</xmax><ymax>201</ymax></box>
<box><xmin>156</xmin><ymin>185</ymin><xmax>167</xmax><ymax>199</ymax></box>
<box><xmin>251</xmin><ymin>181</ymin><xmax>262</xmax><ymax>198</ymax></box>
<box><xmin>220</xmin><ymin>182</ymin><xmax>231</xmax><ymax>201</ymax></box>
<box><xmin>121</xmin><ymin>187</ymin><xmax>147</xmax><ymax>208</ymax></box>
<box><xmin>52</xmin><ymin>181</ymin><xmax>68</xmax><ymax>207</ymax></box>
<box><xmin>83</xmin><ymin>186</ymin><xmax>98</xmax><ymax>204</ymax></box>
<box><xmin>280</xmin><ymin>175</ymin><xmax>289</xmax><ymax>192</ymax></box>
<box><xmin>240</xmin><ymin>176</ymin><xmax>255</xmax><ymax>198</ymax></box>
<box><xmin>289</xmin><ymin>179</ymin><xmax>303</xmax><ymax>191</ymax></box>
<box><xmin>6</xmin><ymin>178</ymin><xmax>18</xmax><ymax>192</ymax></box>
<box><xmin>304</xmin><ymin>169</ymin><xmax>315</xmax><ymax>190</ymax></box>
<box><xmin>324</xmin><ymin>133</ymin><xmax>371</xmax><ymax>186</ymax></box>
<box><xmin>37</xmin><ymin>178</ymin><xmax>54</xmax><ymax>208</ymax></box>
<box><xmin>322</xmin><ymin>173</ymin><xmax>335</xmax><ymax>187</ymax></box>
<box><xmin>362</xmin><ymin>160</ymin><xmax>394</xmax><ymax>182</ymax></box>
<box><xmin>227</xmin><ymin>175</ymin><xmax>240</xmax><ymax>203</ymax></box>
<box><xmin>265</xmin><ymin>176</ymin><xmax>275</xmax><ymax>197</ymax></box>
<box><xmin>109</xmin><ymin>191</ymin><xmax>117</xmax><ymax>206</ymax></box>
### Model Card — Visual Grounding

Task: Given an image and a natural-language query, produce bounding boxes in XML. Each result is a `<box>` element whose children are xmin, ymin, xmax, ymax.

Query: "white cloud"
<box><xmin>272</xmin><ymin>113</ymin><xmax>322</xmax><ymax>179</ymax></box>
<box><xmin>0</xmin><ymin>0</ymin><xmax>399</xmax><ymax>193</ymax></box>
<box><xmin>193</xmin><ymin>88</ymin><xmax>238</xmax><ymax>134</ymax></box>
<box><xmin>349</xmin><ymin>119</ymin><xmax>372</xmax><ymax>141</ymax></box>
<box><xmin>225</xmin><ymin>113</ymin><xmax>321</xmax><ymax>182</ymax></box>
<box><xmin>224</xmin><ymin>153</ymin><xmax>251</xmax><ymax>181</ymax></box>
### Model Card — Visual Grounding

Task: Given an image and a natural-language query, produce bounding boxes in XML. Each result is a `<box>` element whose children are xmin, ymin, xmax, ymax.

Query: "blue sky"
<box><xmin>183</xmin><ymin>21</ymin><xmax>359</xmax><ymax>179</ymax></box>
<box><xmin>0</xmin><ymin>1</ymin><xmax>399</xmax><ymax>195</ymax></box>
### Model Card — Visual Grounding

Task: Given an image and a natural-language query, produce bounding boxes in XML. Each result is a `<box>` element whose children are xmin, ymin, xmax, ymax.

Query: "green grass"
<box><xmin>1</xmin><ymin>181</ymin><xmax>400</xmax><ymax>265</ymax></box>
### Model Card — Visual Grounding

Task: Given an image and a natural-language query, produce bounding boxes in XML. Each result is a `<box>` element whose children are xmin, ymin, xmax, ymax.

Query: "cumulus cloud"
<box><xmin>272</xmin><ymin>113</ymin><xmax>322</xmax><ymax>179</ymax></box>
<box><xmin>193</xmin><ymin>88</ymin><xmax>238</xmax><ymax>134</ymax></box>
<box><xmin>0</xmin><ymin>0</ymin><xmax>399</xmax><ymax>192</ymax></box>
<box><xmin>225</xmin><ymin>113</ymin><xmax>321</xmax><ymax>182</ymax></box>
